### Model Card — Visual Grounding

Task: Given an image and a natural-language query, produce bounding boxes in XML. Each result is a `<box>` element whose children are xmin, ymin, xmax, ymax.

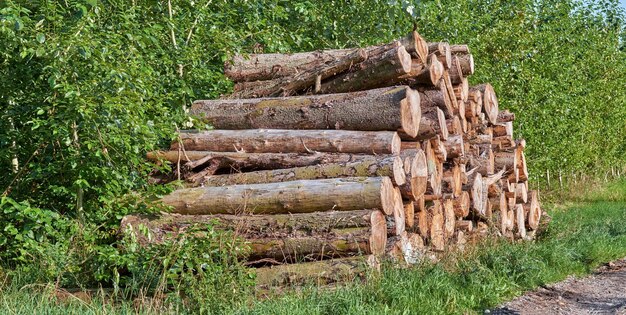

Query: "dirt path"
<box><xmin>489</xmin><ymin>258</ymin><xmax>626</xmax><ymax>315</ymax></box>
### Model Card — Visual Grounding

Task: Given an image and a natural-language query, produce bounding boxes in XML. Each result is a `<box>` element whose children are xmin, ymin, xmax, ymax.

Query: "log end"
<box><xmin>380</xmin><ymin>176</ymin><xmax>397</xmax><ymax>215</ymax></box>
<box><xmin>392</xmin><ymin>156</ymin><xmax>408</xmax><ymax>187</ymax></box>
<box><xmin>400</xmin><ymin>88</ymin><xmax>422</xmax><ymax>138</ymax></box>
<box><xmin>413</xmin><ymin>31</ymin><xmax>429</xmax><ymax>64</ymax></box>
<box><xmin>526</xmin><ymin>190</ymin><xmax>541</xmax><ymax>230</ymax></box>
<box><xmin>369</xmin><ymin>210</ymin><xmax>388</xmax><ymax>256</ymax></box>
<box><xmin>398</xmin><ymin>46</ymin><xmax>413</xmax><ymax>74</ymax></box>
<box><xmin>429</xmin><ymin>54</ymin><xmax>444</xmax><ymax>86</ymax></box>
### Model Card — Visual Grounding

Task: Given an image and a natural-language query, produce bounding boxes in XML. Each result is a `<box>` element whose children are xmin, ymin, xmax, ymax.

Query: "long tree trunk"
<box><xmin>318</xmin><ymin>45</ymin><xmax>412</xmax><ymax>94</ymax></box>
<box><xmin>192</xmin><ymin>86</ymin><xmax>422</xmax><ymax>138</ymax></box>
<box><xmin>195</xmin><ymin>155</ymin><xmax>406</xmax><ymax>187</ymax></box>
<box><xmin>121</xmin><ymin>210</ymin><xmax>377</xmax><ymax>242</ymax></box>
<box><xmin>171</xmin><ymin>129</ymin><xmax>401</xmax><ymax>155</ymax></box>
<box><xmin>254</xmin><ymin>256</ymin><xmax>379</xmax><ymax>288</ymax></box>
<box><xmin>161</xmin><ymin>177</ymin><xmax>399</xmax><ymax>215</ymax></box>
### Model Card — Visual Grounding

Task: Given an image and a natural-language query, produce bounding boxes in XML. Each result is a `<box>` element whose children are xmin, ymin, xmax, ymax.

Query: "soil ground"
<box><xmin>490</xmin><ymin>257</ymin><xmax>626</xmax><ymax>315</ymax></box>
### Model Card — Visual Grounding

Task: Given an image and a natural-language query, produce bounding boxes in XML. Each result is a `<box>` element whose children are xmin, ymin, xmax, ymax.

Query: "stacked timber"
<box><xmin>124</xmin><ymin>31</ymin><xmax>543</xmax><ymax>288</ymax></box>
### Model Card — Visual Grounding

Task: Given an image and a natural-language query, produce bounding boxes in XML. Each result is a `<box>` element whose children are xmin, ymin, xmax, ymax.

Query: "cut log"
<box><xmin>450</xmin><ymin>45</ymin><xmax>470</xmax><ymax>54</ymax></box>
<box><xmin>449</xmin><ymin>55</ymin><xmax>465</xmax><ymax>85</ymax></box>
<box><xmin>457</xmin><ymin>54</ymin><xmax>474</xmax><ymax>76</ymax></box>
<box><xmin>161</xmin><ymin>177</ymin><xmax>398</xmax><ymax>215</ymax></box>
<box><xmin>471</xmin><ymin>84</ymin><xmax>499</xmax><ymax>124</ymax></box>
<box><xmin>193</xmin><ymin>86</ymin><xmax>421</xmax><ymax>138</ymax></box>
<box><xmin>400</xmin><ymin>141</ymin><xmax>421</xmax><ymax>151</ymax></box>
<box><xmin>468</xmin><ymin>147</ymin><xmax>495</xmax><ymax>176</ymax></box>
<box><xmin>398</xmin><ymin>31</ymin><xmax>429</xmax><ymax>63</ymax></box>
<box><xmin>247</xmin><ymin>227</ymin><xmax>373</xmax><ymax>261</ymax></box>
<box><xmin>514</xmin><ymin>204</ymin><xmax>527</xmax><ymax>239</ymax></box>
<box><xmin>430</xmin><ymin>200</ymin><xmax>445</xmax><ymax>251</ymax></box>
<box><xmin>444</xmin><ymin>135</ymin><xmax>465</xmax><ymax>159</ymax></box>
<box><xmin>398</xmin><ymin>149</ymin><xmax>428</xmax><ymax>200</ymax></box>
<box><xmin>417</xmin><ymin>85</ymin><xmax>454</xmax><ymax>118</ymax></box>
<box><xmin>392</xmin><ymin>188</ymin><xmax>406</xmax><ymax>236</ymax></box>
<box><xmin>224</xmin><ymin>49</ymin><xmax>363</xmax><ymax>82</ymax></box>
<box><xmin>428</xmin><ymin>42</ymin><xmax>452</xmax><ymax>69</ymax></box>
<box><xmin>172</xmin><ymin>129</ymin><xmax>401</xmax><ymax>155</ymax></box>
<box><xmin>494</xmin><ymin>151</ymin><xmax>519</xmax><ymax>181</ymax></box>
<box><xmin>516</xmin><ymin>146</ymin><xmax>529</xmax><ymax>182</ymax></box>
<box><xmin>456</xmin><ymin>220</ymin><xmax>474</xmax><ymax>232</ymax></box>
<box><xmin>515</xmin><ymin>182</ymin><xmax>528</xmax><ymax>203</ymax></box>
<box><xmin>120</xmin><ymin>210</ymin><xmax>378</xmax><ymax>243</ymax></box>
<box><xmin>254</xmin><ymin>256</ymin><xmax>377</xmax><ymax>288</ymax></box>
<box><xmin>493</xmin><ymin>122</ymin><xmax>513</xmax><ymax>138</ymax></box>
<box><xmin>404</xmin><ymin>201</ymin><xmax>415</xmax><ymax>229</ymax></box>
<box><xmin>525</xmin><ymin>190</ymin><xmax>541</xmax><ymax>230</ymax></box>
<box><xmin>400</xmin><ymin>54</ymin><xmax>443</xmax><ymax>86</ymax></box>
<box><xmin>319</xmin><ymin>45</ymin><xmax>412</xmax><ymax>94</ymax></box>
<box><xmin>453</xmin><ymin>77</ymin><xmax>469</xmax><ymax>102</ymax></box>
<box><xmin>148</xmin><ymin>151</ymin><xmax>405</xmax><ymax>174</ymax></box>
<box><xmin>446</xmin><ymin>115</ymin><xmax>463</xmax><ymax>136</ymax></box>
<box><xmin>230</xmin><ymin>49</ymin><xmax>368</xmax><ymax>98</ymax></box>
<box><xmin>452</xmin><ymin>191</ymin><xmax>471</xmax><ymax>218</ymax></box>
<box><xmin>415</xmin><ymin>196</ymin><xmax>429</xmax><ymax>238</ymax></box>
<box><xmin>400</xmin><ymin>107</ymin><xmax>448</xmax><ymax>141</ymax></box>
<box><xmin>443</xmin><ymin>163</ymin><xmax>463</xmax><ymax>197</ymax></box>
<box><xmin>468</xmin><ymin>172</ymin><xmax>486</xmax><ymax>216</ymax></box>
<box><xmin>443</xmin><ymin>198</ymin><xmax>457</xmax><ymax>238</ymax></box>
<box><xmin>424</xmin><ymin>140</ymin><xmax>443</xmax><ymax>196</ymax></box>
<box><xmin>386</xmin><ymin>231</ymin><xmax>425</xmax><ymax>265</ymax></box>
<box><xmin>497</xmin><ymin>110</ymin><xmax>515</xmax><ymax>123</ymax></box>
<box><xmin>196</xmin><ymin>155</ymin><xmax>406</xmax><ymax>187</ymax></box>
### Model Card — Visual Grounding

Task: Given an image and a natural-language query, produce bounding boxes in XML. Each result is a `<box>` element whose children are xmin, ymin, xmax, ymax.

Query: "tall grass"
<box><xmin>1</xmin><ymin>180</ymin><xmax>625</xmax><ymax>314</ymax></box>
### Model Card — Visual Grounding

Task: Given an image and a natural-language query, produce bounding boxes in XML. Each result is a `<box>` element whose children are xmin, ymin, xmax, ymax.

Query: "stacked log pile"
<box><xmin>124</xmin><ymin>31</ymin><xmax>543</xmax><ymax>288</ymax></box>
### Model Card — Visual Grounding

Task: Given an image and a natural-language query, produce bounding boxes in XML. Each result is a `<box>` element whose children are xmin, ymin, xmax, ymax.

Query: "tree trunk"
<box><xmin>121</xmin><ymin>210</ymin><xmax>377</xmax><ymax>243</ymax></box>
<box><xmin>224</xmin><ymin>49</ymin><xmax>363</xmax><ymax>82</ymax></box>
<box><xmin>171</xmin><ymin>129</ymin><xmax>401</xmax><ymax>155</ymax></box>
<box><xmin>192</xmin><ymin>86</ymin><xmax>421</xmax><ymax>138</ymax></box>
<box><xmin>161</xmin><ymin>177</ymin><xmax>398</xmax><ymax>215</ymax></box>
<box><xmin>254</xmin><ymin>256</ymin><xmax>378</xmax><ymax>288</ymax></box>
<box><xmin>195</xmin><ymin>155</ymin><xmax>406</xmax><ymax>187</ymax></box>
<box><xmin>230</xmin><ymin>49</ymin><xmax>368</xmax><ymax>98</ymax></box>
<box><xmin>148</xmin><ymin>151</ymin><xmax>398</xmax><ymax>173</ymax></box>
<box><xmin>318</xmin><ymin>46</ymin><xmax>412</xmax><ymax>94</ymax></box>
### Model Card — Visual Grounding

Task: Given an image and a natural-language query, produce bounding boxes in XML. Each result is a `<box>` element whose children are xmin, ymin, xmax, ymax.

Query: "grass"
<box><xmin>1</xmin><ymin>180</ymin><xmax>626</xmax><ymax>314</ymax></box>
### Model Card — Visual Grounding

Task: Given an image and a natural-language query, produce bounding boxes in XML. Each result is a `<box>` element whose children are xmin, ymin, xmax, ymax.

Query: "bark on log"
<box><xmin>456</xmin><ymin>220</ymin><xmax>474</xmax><ymax>232</ymax></box>
<box><xmin>254</xmin><ymin>256</ymin><xmax>378</xmax><ymax>288</ymax></box>
<box><xmin>193</xmin><ymin>86</ymin><xmax>421</xmax><ymax>137</ymax></box>
<box><xmin>225</xmin><ymin>49</ymin><xmax>362</xmax><ymax>82</ymax></box>
<box><xmin>120</xmin><ymin>210</ymin><xmax>377</xmax><ymax>243</ymax></box>
<box><xmin>450</xmin><ymin>45</ymin><xmax>470</xmax><ymax>54</ymax></box>
<box><xmin>161</xmin><ymin>177</ymin><xmax>398</xmax><ymax>215</ymax></box>
<box><xmin>446</xmin><ymin>115</ymin><xmax>463</xmax><ymax>136</ymax></box>
<box><xmin>172</xmin><ymin>129</ymin><xmax>400</xmax><ymax>155</ymax></box>
<box><xmin>493</xmin><ymin>122</ymin><xmax>513</xmax><ymax>138</ymax></box>
<box><xmin>230</xmin><ymin>49</ymin><xmax>368</xmax><ymax>98</ymax></box>
<box><xmin>318</xmin><ymin>46</ymin><xmax>412</xmax><ymax>94</ymax></box>
<box><xmin>494</xmin><ymin>151</ymin><xmax>519</xmax><ymax>180</ymax></box>
<box><xmin>497</xmin><ymin>110</ymin><xmax>515</xmax><ymax>123</ymax></box>
<box><xmin>247</xmin><ymin>227</ymin><xmax>373</xmax><ymax>261</ymax></box>
<box><xmin>196</xmin><ymin>155</ymin><xmax>407</xmax><ymax>187</ymax></box>
<box><xmin>444</xmin><ymin>135</ymin><xmax>465</xmax><ymax>159</ymax></box>
<box><xmin>468</xmin><ymin>147</ymin><xmax>495</xmax><ymax>176</ymax></box>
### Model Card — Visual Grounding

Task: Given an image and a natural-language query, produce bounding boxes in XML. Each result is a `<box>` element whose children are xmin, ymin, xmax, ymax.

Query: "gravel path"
<box><xmin>489</xmin><ymin>258</ymin><xmax>626</xmax><ymax>315</ymax></box>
